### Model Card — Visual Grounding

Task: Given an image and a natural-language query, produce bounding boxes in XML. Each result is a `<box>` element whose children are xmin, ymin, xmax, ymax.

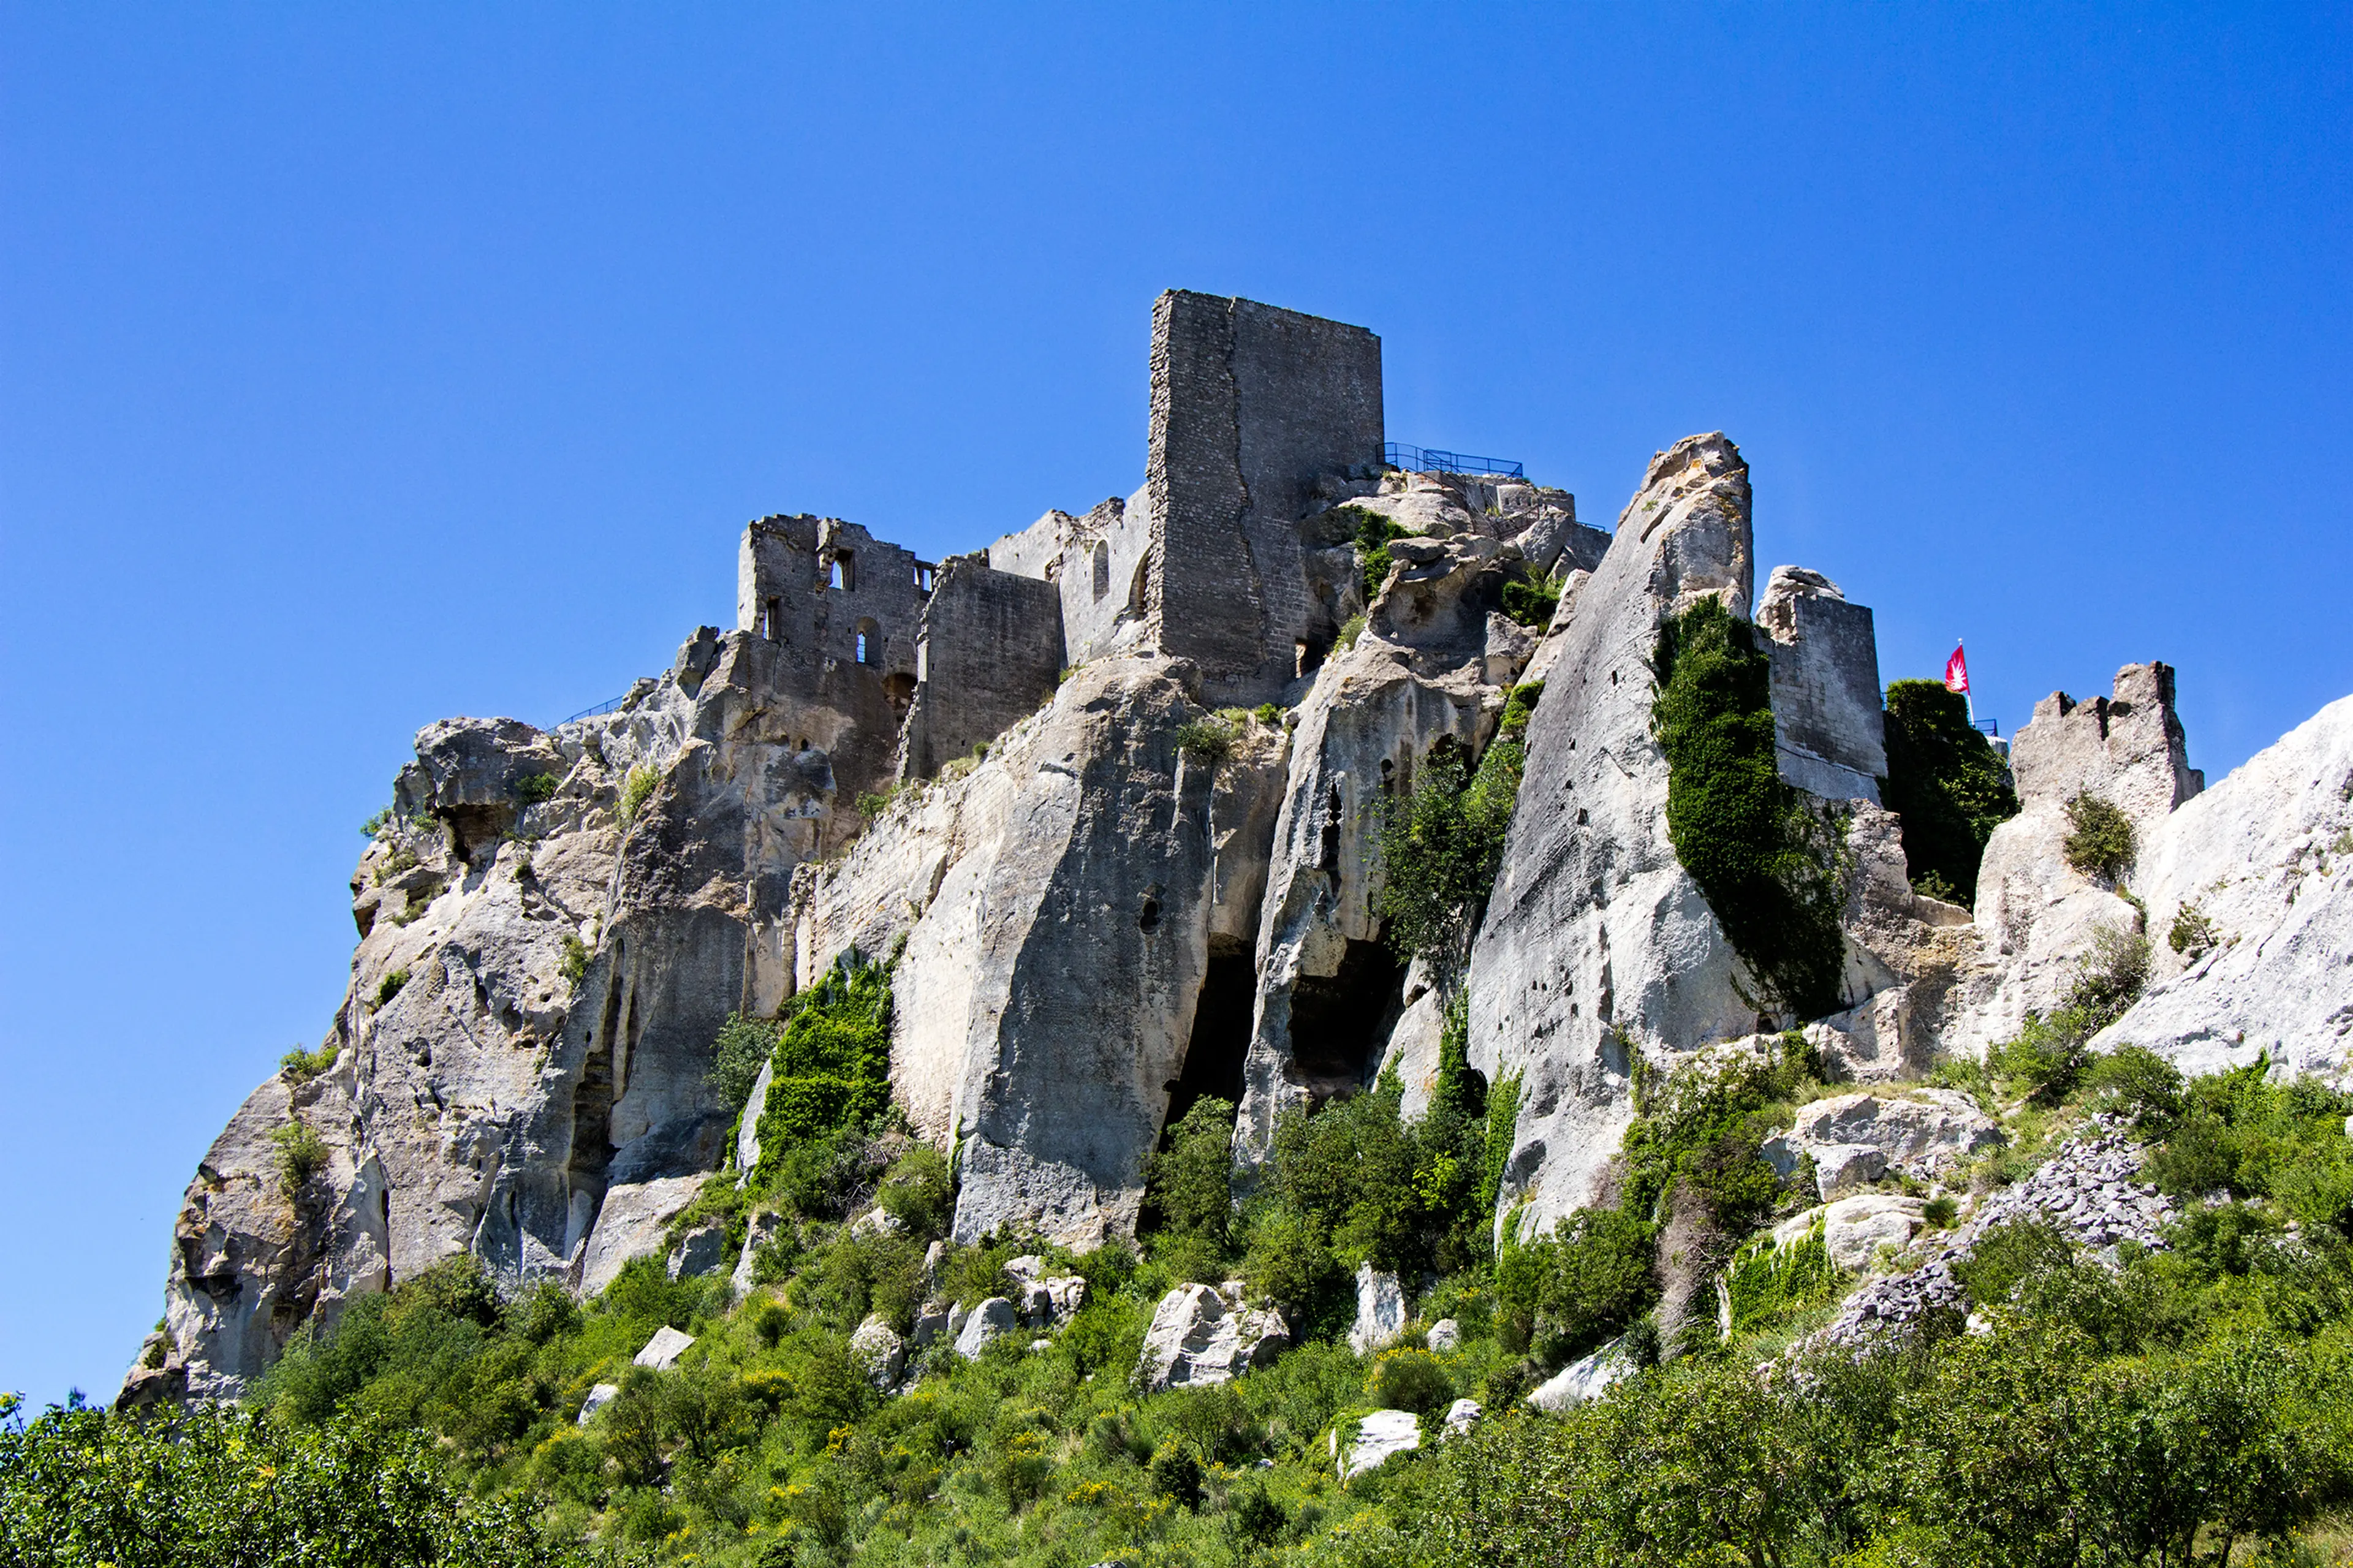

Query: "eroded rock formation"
<box><xmin>134</xmin><ymin>290</ymin><xmax>2353</xmax><ymax>1404</ymax></box>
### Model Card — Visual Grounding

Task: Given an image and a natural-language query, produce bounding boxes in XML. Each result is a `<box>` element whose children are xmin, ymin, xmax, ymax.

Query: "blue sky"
<box><xmin>2</xmin><ymin>4</ymin><xmax>2347</xmax><ymax>1407</ymax></box>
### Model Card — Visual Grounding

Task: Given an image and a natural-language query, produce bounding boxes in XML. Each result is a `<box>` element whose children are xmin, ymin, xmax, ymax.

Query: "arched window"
<box><xmin>856</xmin><ymin>618</ymin><xmax>880</xmax><ymax>666</ymax></box>
<box><xmin>1091</xmin><ymin>542</ymin><xmax>1111</xmax><ymax>600</ymax></box>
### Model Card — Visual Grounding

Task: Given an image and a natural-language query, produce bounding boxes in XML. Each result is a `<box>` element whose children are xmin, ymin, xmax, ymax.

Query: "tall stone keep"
<box><xmin>1145</xmin><ymin>290</ymin><xmax>1384</xmax><ymax>703</ymax></box>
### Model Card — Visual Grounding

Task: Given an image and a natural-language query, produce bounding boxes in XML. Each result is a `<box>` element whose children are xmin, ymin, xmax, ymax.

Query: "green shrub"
<box><xmin>1721</xmin><ymin>1221</ymin><xmax>1838</xmax><ymax>1335</ymax></box>
<box><xmin>1990</xmin><ymin>928</ymin><xmax>2150</xmax><ymax>1104</ymax></box>
<box><xmin>280</xmin><ymin>1041</ymin><xmax>339</xmax><ymax>1083</ymax></box>
<box><xmin>510</xmin><ymin>772</ymin><xmax>559</xmax><ymax>805</ymax></box>
<box><xmin>1336</xmin><ymin>612</ymin><xmax>1368</xmax><ymax>651</ymax></box>
<box><xmin>1377</xmin><ymin>733</ymin><xmax>1524</xmax><ymax>982</ymax></box>
<box><xmin>876</xmin><ymin>1144</ymin><xmax>954</xmax><ymax>1239</ymax></box>
<box><xmin>2080</xmin><ymin>1044</ymin><xmax>2184</xmax><ymax>1130</ymax></box>
<box><xmin>618</xmin><ymin>764</ymin><xmax>659</xmax><ymax>825</ymax></box>
<box><xmin>855</xmin><ymin>784</ymin><xmax>899</xmax><ymax>820</ymax></box>
<box><xmin>2063</xmin><ymin>790</ymin><xmax>2136</xmax><ymax>882</ymax></box>
<box><xmin>1254</xmin><ymin>702</ymin><xmax>1283</xmax><ymax>725</ymax></box>
<box><xmin>1922</xmin><ymin>1194</ymin><xmax>1959</xmax><ymax>1229</ymax></box>
<box><xmin>1877</xmin><ymin>679</ymin><xmax>2018</xmax><ymax>907</ymax></box>
<box><xmin>748</xmin><ymin>955</ymin><xmax>893</xmax><ymax>1193</ymax></box>
<box><xmin>1496</xmin><ymin>1206</ymin><xmax>1658</xmax><ymax>1364</ymax></box>
<box><xmin>705</xmin><ymin>1012</ymin><xmax>776</xmax><ymax>1115</ymax></box>
<box><xmin>1174</xmin><ymin>718</ymin><xmax>1235</xmax><ymax>763</ymax></box>
<box><xmin>361</xmin><ymin>806</ymin><xmax>395</xmax><ymax>837</ymax></box>
<box><xmin>1324</xmin><ymin>505</ymin><xmax>1404</xmax><ymax>604</ymax></box>
<box><xmin>1652</xmin><ymin>599</ymin><xmax>1846</xmax><ymax>1018</ymax></box>
<box><xmin>2168</xmin><ymin>900</ymin><xmax>2217</xmax><ymax>958</ymax></box>
<box><xmin>373</xmin><ymin>969</ymin><xmax>411</xmax><ymax>1008</ymax></box>
<box><xmin>1953</xmin><ymin>1218</ymin><xmax>2073</xmax><ymax>1308</ymax></box>
<box><xmin>1143</xmin><ymin>1096</ymin><xmax>1238</xmax><ymax>1252</ymax></box>
<box><xmin>558</xmin><ymin>933</ymin><xmax>590</xmax><ymax>985</ymax></box>
<box><xmin>271</xmin><ymin>1118</ymin><xmax>329</xmax><ymax>1200</ymax></box>
<box><xmin>1499</xmin><ymin>573</ymin><xmax>1560</xmax><ymax>628</ymax></box>
<box><xmin>1618</xmin><ymin>1038</ymin><xmax>1816</xmax><ymax>1233</ymax></box>
<box><xmin>1366</xmin><ymin>1347</ymin><xmax>1455</xmax><ymax>1414</ymax></box>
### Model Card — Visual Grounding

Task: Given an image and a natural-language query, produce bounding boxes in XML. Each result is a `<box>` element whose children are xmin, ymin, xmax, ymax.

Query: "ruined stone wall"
<box><xmin>901</xmin><ymin>554</ymin><xmax>1066</xmax><ymax>779</ymax></box>
<box><xmin>1758</xmin><ymin>566</ymin><xmax>1888</xmax><ymax>804</ymax></box>
<box><xmin>987</xmin><ymin>491</ymin><xmax>1154</xmax><ymax>668</ymax></box>
<box><xmin>1146</xmin><ymin>290</ymin><xmax>1384</xmax><ymax>704</ymax></box>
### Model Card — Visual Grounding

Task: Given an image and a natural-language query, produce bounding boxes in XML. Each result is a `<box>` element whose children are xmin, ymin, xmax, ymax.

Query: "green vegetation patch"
<box><xmin>1877</xmin><ymin>678</ymin><xmax>2019</xmax><ymax>905</ymax></box>
<box><xmin>1652</xmin><ymin>598</ymin><xmax>1847</xmax><ymax>1020</ymax></box>
<box><xmin>2063</xmin><ymin>789</ymin><xmax>2137</xmax><ymax>882</ymax></box>
<box><xmin>749</xmin><ymin>955</ymin><xmax>893</xmax><ymax>1191</ymax></box>
<box><xmin>1376</xmin><ymin>684</ymin><xmax>1538</xmax><ymax>983</ymax></box>
<box><xmin>1499</xmin><ymin>572</ymin><xmax>1560</xmax><ymax>629</ymax></box>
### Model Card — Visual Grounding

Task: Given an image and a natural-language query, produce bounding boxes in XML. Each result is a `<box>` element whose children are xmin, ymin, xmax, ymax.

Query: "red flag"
<box><xmin>1944</xmin><ymin>643</ymin><xmax>1969</xmax><ymax>694</ymax></box>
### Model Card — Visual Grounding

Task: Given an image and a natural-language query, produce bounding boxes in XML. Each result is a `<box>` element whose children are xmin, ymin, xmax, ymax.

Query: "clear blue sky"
<box><xmin>3</xmin><ymin>4</ymin><xmax>2347</xmax><ymax>1407</ymax></box>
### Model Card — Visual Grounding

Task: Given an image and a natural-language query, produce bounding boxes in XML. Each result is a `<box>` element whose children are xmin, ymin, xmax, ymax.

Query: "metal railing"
<box><xmin>1384</xmin><ymin>441</ymin><xmax>1525</xmax><ymax>479</ymax></box>
<box><xmin>562</xmin><ymin>694</ymin><xmax>631</xmax><ymax>726</ymax></box>
<box><xmin>1972</xmin><ymin>719</ymin><xmax>2000</xmax><ymax>737</ymax></box>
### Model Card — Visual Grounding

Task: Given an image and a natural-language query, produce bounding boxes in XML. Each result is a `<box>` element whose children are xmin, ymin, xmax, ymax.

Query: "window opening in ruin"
<box><xmin>1286</xmin><ymin>937</ymin><xmax>1407</xmax><ymax>1111</ymax></box>
<box><xmin>1296</xmin><ymin>637</ymin><xmax>1327</xmax><ymax>678</ymax></box>
<box><xmin>1161</xmin><ymin>939</ymin><xmax>1255</xmax><ymax>1136</ymax></box>
<box><xmin>856</xmin><ymin>618</ymin><xmax>880</xmax><ymax>666</ymax></box>
<box><xmin>915</xmin><ymin>562</ymin><xmax>935</xmax><ymax>593</ymax></box>
<box><xmin>832</xmin><ymin>551</ymin><xmax>856</xmax><ymax>591</ymax></box>
<box><xmin>765</xmin><ymin>597</ymin><xmax>782</xmax><ymax>642</ymax></box>
<box><xmin>1092</xmin><ymin>542</ymin><xmax>1111</xmax><ymax>600</ymax></box>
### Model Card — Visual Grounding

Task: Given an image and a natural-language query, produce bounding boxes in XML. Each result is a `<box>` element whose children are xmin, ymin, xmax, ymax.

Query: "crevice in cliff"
<box><xmin>1287</xmin><ymin>936</ymin><xmax>1406</xmax><ymax>1110</ymax></box>
<box><xmin>1162</xmin><ymin>939</ymin><xmax>1254</xmax><ymax>1135</ymax></box>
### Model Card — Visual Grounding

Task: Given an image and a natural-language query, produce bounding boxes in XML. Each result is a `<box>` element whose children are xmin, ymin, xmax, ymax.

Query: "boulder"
<box><xmin>1528</xmin><ymin>1335</ymin><xmax>1635</xmax><ymax>1412</ymax></box>
<box><xmin>667</xmin><ymin>1221</ymin><xmax>729</xmax><ymax>1281</ymax></box>
<box><xmin>849</xmin><ymin>1206</ymin><xmax>906</xmax><ymax>1240</ymax></box>
<box><xmin>1442</xmin><ymin>1396</ymin><xmax>1482</xmax><ymax>1437</ymax></box>
<box><xmin>730</xmin><ymin>1210</ymin><xmax>784</xmax><ymax>1297</ymax></box>
<box><xmin>1427</xmin><ymin>1317</ymin><xmax>1461</xmax><ymax>1354</ymax></box>
<box><xmin>953</xmin><ymin>1296</ymin><xmax>1018</xmax><ymax>1358</ymax></box>
<box><xmin>1338</xmin><ymin>1408</ymin><xmax>1422</xmax><ymax>1482</ymax></box>
<box><xmin>911</xmin><ymin>1302</ymin><xmax>951</xmax><ymax>1347</ymax></box>
<box><xmin>849</xmin><ymin>1315</ymin><xmax>907</xmax><ymax>1389</ymax></box>
<box><xmin>1135</xmin><ymin>1283</ymin><xmax>1290</xmax><ymax>1393</ymax></box>
<box><xmin>577</xmin><ymin>1382</ymin><xmax>620</xmax><ymax>1423</ymax></box>
<box><xmin>1347</xmin><ymin>1264</ymin><xmax>1407</xmax><ymax>1355</ymax></box>
<box><xmin>1776</xmin><ymin>1195</ymin><xmax>1928</xmax><ymax>1271</ymax></box>
<box><xmin>634</xmin><ymin>1325</ymin><xmax>695</xmax><ymax>1370</ymax></box>
<box><xmin>1765</xmin><ymin>1089</ymin><xmax>2002</xmax><ymax>1199</ymax></box>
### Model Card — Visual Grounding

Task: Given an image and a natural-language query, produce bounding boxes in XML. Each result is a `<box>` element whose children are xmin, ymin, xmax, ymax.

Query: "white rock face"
<box><xmin>849</xmin><ymin>1315</ymin><xmax>907</xmax><ymax>1389</ymax></box>
<box><xmin>1338</xmin><ymin>1408</ymin><xmax>1422</xmax><ymax>1480</ymax></box>
<box><xmin>1526</xmin><ymin>1335</ymin><xmax>1635</xmax><ymax>1412</ymax></box>
<box><xmin>953</xmin><ymin>1297</ymin><xmax>1018</xmax><ymax>1359</ymax></box>
<box><xmin>634</xmin><ymin>1325</ymin><xmax>695</xmax><ymax>1370</ymax></box>
<box><xmin>1347</xmin><ymin>1264</ymin><xmax>1408</xmax><ymax>1355</ymax></box>
<box><xmin>577</xmin><ymin>1382</ymin><xmax>620</xmax><ymax>1423</ymax></box>
<box><xmin>667</xmin><ymin>1221</ymin><xmax>729</xmax><ymax>1281</ymax></box>
<box><xmin>2091</xmin><ymin>695</ymin><xmax>2353</xmax><ymax>1077</ymax></box>
<box><xmin>1468</xmin><ymin>434</ymin><xmax>1759</xmax><ymax>1234</ymax></box>
<box><xmin>1441</xmin><ymin>1396</ymin><xmax>1480</xmax><ymax>1437</ymax></box>
<box><xmin>1135</xmin><ymin>1283</ymin><xmax>1290</xmax><ymax>1393</ymax></box>
<box><xmin>1427</xmin><ymin>1317</ymin><xmax>1461</xmax><ymax>1354</ymax></box>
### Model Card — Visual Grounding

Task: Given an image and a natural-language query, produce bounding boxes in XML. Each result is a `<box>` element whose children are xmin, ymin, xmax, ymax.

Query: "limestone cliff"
<box><xmin>132</xmin><ymin>292</ymin><xmax>2353</xmax><ymax>1404</ymax></box>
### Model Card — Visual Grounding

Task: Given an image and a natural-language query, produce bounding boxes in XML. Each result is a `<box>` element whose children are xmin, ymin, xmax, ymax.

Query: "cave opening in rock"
<box><xmin>1287</xmin><ymin>936</ymin><xmax>1407</xmax><ymax>1110</ymax></box>
<box><xmin>1161</xmin><ymin>939</ymin><xmax>1255</xmax><ymax>1137</ymax></box>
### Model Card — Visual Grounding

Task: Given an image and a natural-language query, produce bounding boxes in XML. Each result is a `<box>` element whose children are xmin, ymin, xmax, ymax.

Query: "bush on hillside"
<box><xmin>1877</xmin><ymin>678</ymin><xmax>2019</xmax><ymax>906</ymax></box>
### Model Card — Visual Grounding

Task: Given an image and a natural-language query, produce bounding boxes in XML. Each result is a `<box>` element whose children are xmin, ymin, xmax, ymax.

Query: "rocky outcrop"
<box><xmin>1941</xmin><ymin>664</ymin><xmax>2201</xmax><ymax>1052</ymax></box>
<box><xmin>1135</xmin><ymin>1282</ymin><xmax>1290</xmax><ymax>1392</ymax></box>
<box><xmin>1466</xmin><ymin>434</ymin><xmax>1760</xmax><ymax>1232</ymax></box>
<box><xmin>2091</xmin><ymin>695</ymin><xmax>2353</xmax><ymax>1078</ymax></box>
<box><xmin>1763</xmin><ymin>1089</ymin><xmax>2003</xmax><ymax>1199</ymax></box>
<box><xmin>1337</xmin><ymin>1409</ymin><xmax>1422</xmax><ymax>1480</ymax></box>
<box><xmin>1347</xmin><ymin>1265</ymin><xmax>1408</xmax><ymax>1355</ymax></box>
<box><xmin>1773</xmin><ymin>1195</ymin><xmax>1929</xmax><ymax>1271</ymax></box>
<box><xmin>1527</xmin><ymin>1334</ymin><xmax>1635</xmax><ymax>1412</ymax></box>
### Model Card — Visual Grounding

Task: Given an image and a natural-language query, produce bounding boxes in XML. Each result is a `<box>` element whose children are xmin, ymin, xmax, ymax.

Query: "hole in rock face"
<box><xmin>1137</xmin><ymin>894</ymin><xmax>1162</xmax><ymax>933</ymax></box>
<box><xmin>1162</xmin><ymin>939</ymin><xmax>1254</xmax><ymax>1135</ymax></box>
<box><xmin>1287</xmin><ymin>937</ymin><xmax>1407</xmax><ymax>1110</ymax></box>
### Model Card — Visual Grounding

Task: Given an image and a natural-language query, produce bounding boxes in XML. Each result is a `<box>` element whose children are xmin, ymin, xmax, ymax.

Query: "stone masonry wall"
<box><xmin>1146</xmin><ymin>290</ymin><xmax>1384</xmax><ymax>705</ymax></box>
<box><xmin>1758</xmin><ymin>566</ymin><xmax>1888</xmax><ymax>804</ymax></box>
<box><xmin>901</xmin><ymin>554</ymin><xmax>1066</xmax><ymax>779</ymax></box>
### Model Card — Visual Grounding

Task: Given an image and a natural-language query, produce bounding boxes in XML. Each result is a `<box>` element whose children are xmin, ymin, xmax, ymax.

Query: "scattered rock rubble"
<box><xmin>1816</xmin><ymin>1127</ymin><xmax>2177</xmax><ymax>1347</ymax></box>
